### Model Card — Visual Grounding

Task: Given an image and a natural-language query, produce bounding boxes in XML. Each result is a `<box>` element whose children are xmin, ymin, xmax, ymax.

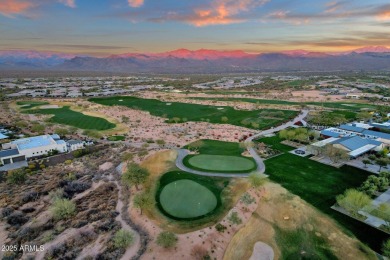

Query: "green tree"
<box><xmin>336</xmin><ymin>189</ymin><xmax>372</xmax><ymax>214</ymax></box>
<box><xmin>362</xmin><ymin>159</ymin><xmax>371</xmax><ymax>168</ymax></box>
<box><xmin>122</xmin><ymin>163</ymin><xmax>150</xmax><ymax>190</ymax></box>
<box><xmin>156</xmin><ymin>231</ymin><xmax>178</xmax><ymax>248</ymax></box>
<box><xmin>374</xmin><ymin>203</ymin><xmax>390</xmax><ymax>228</ymax></box>
<box><xmin>113</xmin><ymin>229</ymin><xmax>134</xmax><ymax>249</ymax></box>
<box><xmin>382</xmin><ymin>239</ymin><xmax>390</xmax><ymax>257</ymax></box>
<box><xmin>7</xmin><ymin>169</ymin><xmax>27</xmax><ymax>184</ymax></box>
<box><xmin>279</xmin><ymin>129</ymin><xmax>288</xmax><ymax>140</ymax></box>
<box><xmin>376</xmin><ymin>158</ymin><xmax>389</xmax><ymax>172</ymax></box>
<box><xmin>133</xmin><ymin>191</ymin><xmax>154</xmax><ymax>215</ymax></box>
<box><xmin>356</xmin><ymin>111</ymin><xmax>372</xmax><ymax>121</ymax></box>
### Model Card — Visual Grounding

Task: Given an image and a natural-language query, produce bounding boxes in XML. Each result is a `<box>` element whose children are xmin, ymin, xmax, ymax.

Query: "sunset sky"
<box><xmin>1</xmin><ymin>0</ymin><xmax>390</xmax><ymax>56</ymax></box>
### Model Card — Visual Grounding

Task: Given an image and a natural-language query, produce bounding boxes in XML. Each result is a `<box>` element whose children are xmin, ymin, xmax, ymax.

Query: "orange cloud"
<box><xmin>0</xmin><ymin>0</ymin><xmax>35</xmax><ymax>16</ymax></box>
<box><xmin>128</xmin><ymin>0</ymin><xmax>144</xmax><ymax>8</ymax></box>
<box><xmin>377</xmin><ymin>10</ymin><xmax>390</xmax><ymax>21</ymax></box>
<box><xmin>186</xmin><ymin>0</ymin><xmax>269</xmax><ymax>27</ymax></box>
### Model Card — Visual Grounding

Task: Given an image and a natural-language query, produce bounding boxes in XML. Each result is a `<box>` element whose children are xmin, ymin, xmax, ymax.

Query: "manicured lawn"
<box><xmin>187</xmin><ymin>154</ymin><xmax>255</xmax><ymax>172</ymax></box>
<box><xmin>189</xmin><ymin>97</ymin><xmax>380</xmax><ymax>111</ymax></box>
<box><xmin>107</xmin><ymin>135</ymin><xmax>125</xmax><ymax>141</ymax></box>
<box><xmin>156</xmin><ymin>171</ymin><xmax>225</xmax><ymax>221</ymax></box>
<box><xmin>159</xmin><ymin>179</ymin><xmax>217</xmax><ymax>219</ymax></box>
<box><xmin>89</xmin><ymin>96</ymin><xmax>298</xmax><ymax>130</ymax></box>
<box><xmin>24</xmin><ymin>106</ymin><xmax>116</xmax><ymax>130</ymax></box>
<box><xmin>265</xmin><ymin>153</ymin><xmax>389</xmax><ymax>252</ymax></box>
<box><xmin>183</xmin><ymin>139</ymin><xmax>256</xmax><ymax>173</ymax></box>
<box><xmin>17</xmin><ymin>101</ymin><xmax>49</xmax><ymax>109</ymax></box>
<box><xmin>185</xmin><ymin>139</ymin><xmax>245</xmax><ymax>156</ymax></box>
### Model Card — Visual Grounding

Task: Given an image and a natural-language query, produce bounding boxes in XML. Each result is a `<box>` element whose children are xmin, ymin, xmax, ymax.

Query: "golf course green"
<box><xmin>159</xmin><ymin>179</ymin><xmax>217</xmax><ymax>219</ymax></box>
<box><xmin>187</xmin><ymin>154</ymin><xmax>255</xmax><ymax>172</ymax></box>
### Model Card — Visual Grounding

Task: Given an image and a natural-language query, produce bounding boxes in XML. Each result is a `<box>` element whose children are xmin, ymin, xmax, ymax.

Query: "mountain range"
<box><xmin>1</xmin><ymin>46</ymin><xmax>390</xmax><ymax>73</ymax></box>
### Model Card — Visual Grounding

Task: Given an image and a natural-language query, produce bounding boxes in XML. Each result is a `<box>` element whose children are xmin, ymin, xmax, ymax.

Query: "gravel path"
<box><xmin>175</xmin><ymin>110</ymin><xmax>309</xmax><ymax>177</ymax></box>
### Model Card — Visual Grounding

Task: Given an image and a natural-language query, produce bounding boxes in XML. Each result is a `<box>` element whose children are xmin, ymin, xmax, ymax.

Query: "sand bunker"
<box><xmin>249</xmin><ymin>242</ymin><xmax>274</xmax><ymax>260</ymax></box>
<box><xmin>40</xmin><ymin>105</ymin><xmax>60</xmax><ymax>109</ymax></box>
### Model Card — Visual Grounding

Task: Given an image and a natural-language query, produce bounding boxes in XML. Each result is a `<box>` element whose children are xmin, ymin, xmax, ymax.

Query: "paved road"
<box><xmin>175</xmin><ymin>109</ymin><xmax>309</xmax><ymax>177</ymax></box>
<box><xmin>246</xmin><ymin>109</ymin><xmax>309</xmax><ymax>173</ymax></box>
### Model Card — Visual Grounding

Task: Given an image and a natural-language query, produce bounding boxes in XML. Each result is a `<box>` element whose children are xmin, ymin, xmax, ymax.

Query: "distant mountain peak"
<box><xmin>351</xmin><ymin>46</ymin><xmax>390</xmax><ymax>53</ymax></box>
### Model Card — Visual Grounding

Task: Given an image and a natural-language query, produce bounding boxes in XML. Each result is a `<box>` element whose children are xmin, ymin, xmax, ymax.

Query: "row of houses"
<box><xmin>0</xmin><ymin>134</ymin><xmax>89</xmax><ymax>170</ymax></box>
<box><xmin>311</xmin><ymin>122</ymin><xmax>390</xmax><ymax>159</ymax></box>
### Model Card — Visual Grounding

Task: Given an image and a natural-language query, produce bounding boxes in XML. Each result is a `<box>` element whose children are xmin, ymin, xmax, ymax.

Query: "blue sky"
<box><xmin>0</xmin><ymin>0</ymin><xmax>389</xmax><ymax>56</ymax></box>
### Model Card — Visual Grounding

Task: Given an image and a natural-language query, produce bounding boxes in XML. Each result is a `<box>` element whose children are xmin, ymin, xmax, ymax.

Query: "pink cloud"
<box><xmin>128</xmin><ymin>0</ymin><xmax>144</xmax><ymax>8</ymax></box>
<box><xmin>58</xmin><ymin>0</ymin><xmax>76</xmax><ymax>8</ymax></box>
<box><xmin>0</xmin><ymin>0</ymin><xmax>35</xmax><ymax>17</ymax></box>
<box><xmin>182</xmin><ymin>0</ymin><xmax>269</xmax><ymax>27</ymax></box>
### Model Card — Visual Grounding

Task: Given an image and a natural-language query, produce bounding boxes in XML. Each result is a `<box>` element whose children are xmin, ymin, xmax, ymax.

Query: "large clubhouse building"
<box><xmin>313</xmin><ymin>123</ymin><xmax>390</xmax><ymax>159</ymax></box>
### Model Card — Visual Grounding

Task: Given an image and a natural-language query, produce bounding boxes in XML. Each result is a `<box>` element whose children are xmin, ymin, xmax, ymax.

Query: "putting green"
<box><xmin>188</xmin><ymin>154</ymin><xmax>255</xmax><ymax>172</ymax></box>
<box><xmin>159</xmin><ymin>179</ymin><xmax>217</xmax><ymax>219</ymax></box>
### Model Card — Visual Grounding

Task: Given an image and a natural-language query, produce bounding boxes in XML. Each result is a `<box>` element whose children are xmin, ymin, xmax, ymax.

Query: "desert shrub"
<box><xmin>51</xmin><ymin>198</ymin><xmax>76</xmax><ymax>220</ymax></box>
<box><xmin>41</xmin><ymin>231</ymin><xmax>55</xmax><ymax>243</ymax></box>
<box><xmin>65</xmin><ymin>160</ymin><xmax>72</xmax><ymax>165</ymax></box>
<box><xmin>156</xmin><ymin>231</ymin><xmax>178</xmax><ymax>248</ymax></box>
<box><xmin>48</xmin><ymin>188</ymin><xmax>64</xmax><ymax>202</ymax></box>
<box><xmin>73</xmin><ymin>149</ymin><xmax>89</xmax><ymax>158</ymax></box>
<box><xmin>215</xmin><ymin>223</ymin><xmax>227</xmax><ymax>233</ymax></box>
<box><xmin>248</xmin><ymin>172</ymin><xmax>266</xmax><ymax>188</ymax></box>
<box><xmin>62</xmin><ymin>181</ymin><xmax>91</xmax><ymax>198</ymax></box>
<box><xmin>7</xmin><ymin>211</ymin><xmax>29</xmax><ymax>226</ymax></box>
<box><xmin>1</xmin><ymin>207</ymin><xmax>14</xmax><ymax>218</ymax></box>
<box><xmin>113</xmin><ymin>229</ymin><xmax>134</xmax><ymax>249</ymax></box>
<box><xmin>228</xmin><ymin>212</ymin><xmax>242</xmax><ymax>225</ymax></box>
<box><xmin>7</xmin><ymin>169</ymin><xmax>27</xmax><ymax>184</ymax></box>
<box><xmin>241</xmin><ymin>193</ymin><xmax>255</xmax><ymax>205</ymax></box>
<box><xmin>22</xmin><ymin>191</ymin><xmax>39</xmax><ymax>203</ymax></box>
<box><xmin>191</xmin><ymin>245</ymin><xmax>209</xmax><ymax>260</ymax></box>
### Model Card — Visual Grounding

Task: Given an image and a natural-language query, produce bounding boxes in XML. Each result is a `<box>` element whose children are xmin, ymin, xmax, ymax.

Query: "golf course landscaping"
<box><xmin>257</xmin><ymin>136</ymin><xmax>389</xmax><ymax>253</ymax></box>
<box><xmin>89</xmin><ymin>96</ymin><xmax>298</xmax><ymax>130</ymax></box>
<box><xmin>187</xmin><ymin>155</ymin><xmax>255</xmax><ymax>172</ymax></box>
<box><xmin>22</xmin><ymin>105</ymin><xmax>116</xmax><ymax>130</ymax></box>
<box><xmin>183</xmin><ymin>139</ymin><xmax>257</xmax><ymax>174</ymax></box>
<box><xmin>159</xmin><ymin>179</ymin><xmax>217</xmax><ymax>219</ymax></box>
<box><xmin>156</xmin><ymin>171</ymin><xmax>224</xmax><ymax>221</ymax></box>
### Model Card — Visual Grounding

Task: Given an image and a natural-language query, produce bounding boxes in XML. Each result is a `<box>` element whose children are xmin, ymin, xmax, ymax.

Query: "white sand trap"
<box><xmin>249</xmin><ymin>242</ymin><xmax>274</xmax><ymax>260</ymax></box>
<box><xmin>342</xmin><ymin>104</ymin><xmax>356</xmax><ymax>107</ymax></box>
<box><xmin>166</xmin><ymin>103</ymin><xmax>172</xmax><ymax>105</ymax></box>
<box><xmin>119</xmin><ymin>99</ymin><xmax>123</xmax><ymax>101</ymax></box>
<box><xmin>40</xmin><ymin>105</ymin><xmax>60</xmax><ymax>109</ymax></box>
<box><xmin>217</xmin><ymin>107</ymin><xmax>224</xmax><ymax>110</ymax></box>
